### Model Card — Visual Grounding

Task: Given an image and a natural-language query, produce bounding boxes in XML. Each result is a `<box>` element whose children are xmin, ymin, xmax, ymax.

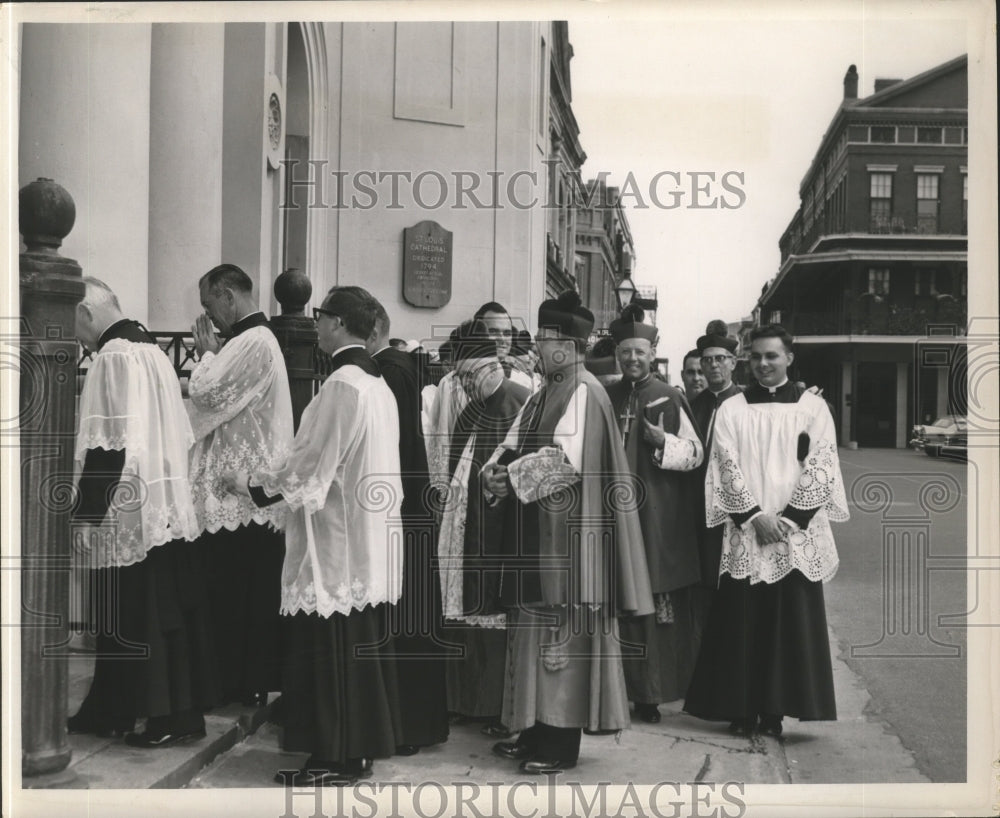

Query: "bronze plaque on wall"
<box><xmin>403</xmin><ymin>221</ymin><xmax>452</xmax><ymax>308</ymax></box>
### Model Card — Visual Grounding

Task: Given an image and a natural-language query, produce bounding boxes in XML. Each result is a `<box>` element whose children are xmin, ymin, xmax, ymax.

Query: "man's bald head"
<box><xmin>75</xmin><ymin>277</ymin><xmax>124</xmax><ymax>349</ymax></box>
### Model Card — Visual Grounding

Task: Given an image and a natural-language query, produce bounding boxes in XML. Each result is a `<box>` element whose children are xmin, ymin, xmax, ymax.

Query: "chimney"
<box><xmin>874</xmin><ymin>78</ymin><xmax>903</xmax><ymax>93</ymax></box>
<box><xmin>843</xmin><ymin>64</ymin><xmax>858</xmax><ymax>100</ymax></box>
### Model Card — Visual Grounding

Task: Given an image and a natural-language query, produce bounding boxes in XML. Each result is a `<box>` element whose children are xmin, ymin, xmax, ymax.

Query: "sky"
<box><xmin>565</xmin><ymin>4</ymin><xmax>971</xmax><ymax>377</ymax></box>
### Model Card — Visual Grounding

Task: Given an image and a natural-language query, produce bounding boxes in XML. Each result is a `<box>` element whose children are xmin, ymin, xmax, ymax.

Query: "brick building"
<box><xmin>757</xmin><ymin>55</ymin><xmax>968</xmax><ymax>447</ymax></box>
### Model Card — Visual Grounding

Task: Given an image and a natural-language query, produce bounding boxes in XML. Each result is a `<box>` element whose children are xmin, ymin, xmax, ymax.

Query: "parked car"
<box><xmin>909</xmin><ymin>414</ymin><xmax>968</xmax><ymax>458</ymax></box>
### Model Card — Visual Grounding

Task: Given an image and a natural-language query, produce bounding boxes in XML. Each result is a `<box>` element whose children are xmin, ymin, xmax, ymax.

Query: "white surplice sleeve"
<box><xmin>251</xmin><ymin>378</ymin><xmax>360</xmax><ymax>514</ymax></box>
<box><xmin>654</xmin><ymin>403</ymin><xmax>704</xmax><ymax>471</ymax></box>
<box><xmin>506</xmin><ymin>384</ymin><xmax>585</xmax><ymax>504</ymax></box>
<box><xmin>187</xmin><ymin>333</ymin><xmax>275</xmax><ymax>442</ymax></box>
<box><xmin>706</xmin><ymin>396</ymin><xmax>761</xmax><ymax>528</ymax></box>
<box><xmin>783</xmin><ymin>394</ymin><xmax>850</xmax><ymax>525</ymax></box>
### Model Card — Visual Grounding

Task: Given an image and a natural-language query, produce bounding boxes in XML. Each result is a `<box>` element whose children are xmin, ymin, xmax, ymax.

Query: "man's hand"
<box><xmin>751</xmin><ymin>513</ymin><xmax>787</xmax><ymax>545</ymax></box>
<box><xmin>481</xmin><ymin>463</ymin><xmax>510</xmax><ymax>498</ymax></box>
<box><xmin>642</xmin><ymin>412</ymin><xmax>667</xmax><ymax>449</ymax></box>
<box><xmin>192</xmin><ymin>314</ymin><xmax>221</xmax><ymax>357</ymax></box>
<box><xmin>221</xmin><ymin>470</ymin><xmax>251</xmax><ymax>498</ymax></box>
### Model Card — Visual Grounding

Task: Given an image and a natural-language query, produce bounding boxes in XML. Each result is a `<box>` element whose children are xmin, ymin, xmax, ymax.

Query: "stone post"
<box><xmin>19</xmin><ymin>178</ymin><xmax>85</xmax><ymax>784</ymax></box>
<box><xmin>270</xmin><ymin>268</ymin><xmax>317</xmax><ymax>430</ymax></box>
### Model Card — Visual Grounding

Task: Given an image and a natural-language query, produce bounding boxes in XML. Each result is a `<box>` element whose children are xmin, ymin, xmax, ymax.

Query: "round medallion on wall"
<box><xmin>265</xmin><ymin>75</ymin><xmax>285</xmax><ymax>170</ymax></box>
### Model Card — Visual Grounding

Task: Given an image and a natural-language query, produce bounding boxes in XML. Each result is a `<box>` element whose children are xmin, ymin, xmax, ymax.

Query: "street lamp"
<box><xmin>615</xmin><ymin>275</ymin><xmax>636</xmax><ymax>311</ymax></box>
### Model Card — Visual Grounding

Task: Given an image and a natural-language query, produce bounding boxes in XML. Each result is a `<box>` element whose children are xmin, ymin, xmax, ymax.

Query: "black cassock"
<box><xmin>684</xmin><ymin>381</ymin><xmax>838</xmax><ymax>723</ymax></box>
<box><xmin>605</xmin><ymin>376</ymin><xmax>702</xmax><ymax>705</ymax></box>
<box><xmin>373</xmin><ymin>346</ymin><xmax>449</xmax><ymax>747</ymax></box>
<box><xmin>70</xmin><ymin>320</ymin><xmax>219</xmax><ymax>736</ymax></box>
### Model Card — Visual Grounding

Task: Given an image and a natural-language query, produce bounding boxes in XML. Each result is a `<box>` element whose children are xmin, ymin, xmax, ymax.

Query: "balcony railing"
<box><xmin>766</xmin><ymin>298</ymin><xmax>967</xmax><ymax>338</ymax></box>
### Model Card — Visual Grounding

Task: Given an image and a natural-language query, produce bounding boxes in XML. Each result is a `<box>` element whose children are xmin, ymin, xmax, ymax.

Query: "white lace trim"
<box><xmin>718</xmin><ymin>514</ymin><xmax>840</xmax><ymax>585</ymax></box>
<box><xmin>706</xmin><ymin>443</ymin><xmax>759</xmax><ymax>527</ymax></box>
<box><xmin>72</xmin><ymin>499</ymin><xmax>201</xmax><ymax>569</ymax></box>
<box><xmin>788</xmin><ymin>439</ymin><xmax>850</xmax><ymax>522</ymax></box>
<box><xmin>279</xmin><ymin>580</ymin><xmax>401</xmax><ymax>618</ymax></box>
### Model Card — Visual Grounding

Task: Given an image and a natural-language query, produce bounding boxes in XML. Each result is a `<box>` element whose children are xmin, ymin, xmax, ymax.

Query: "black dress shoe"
<box><xmin>480</xmin><ymin>723</ymin><xmax>512</xmax><ymax>738</ymax></box>
<box><xmin>519</xmin><ymin>758</ymin><xmax>576</xmax><ymax>774</ymax></box>
<box><xmin>242</xmin><ymin>692</ymin><xmax>270</xmax><ymax>708</ymax></box>
<box><xmin>583</xmin><ymin>727</ymin><xmax>619</xmax><ymax>736</ymax></box>
<box><xmin>758</xmin><ymin>715</ymin><xmax>783</xmax><ymax>737</ymax></box>
<box><xmin>492</xmin><ymin>741</ymin><xmax>534</xmax><ymax>761</ymax></box>
<box><xmin>728</xmin><ymin>718</ymin><xmax>756</xmax><ymax>737</ymax></box>
<box><xmin>124</xmin><ymin>727</ymin><xmax>207</xmax><ymax>748</ymax></box>
<box><xmin>274</xmin><ymin>768</ymin><xmax>358</xmax><ymax>787</ymax></box>
<box><xmin>635</xmin><ymin>703</ymin><xmax>661</xmax><ymax>723</ymax></box>
<box><xmin>395</xmin><ymin>744</ymin><xmax>420</xmax><ymax>756</ymax></box>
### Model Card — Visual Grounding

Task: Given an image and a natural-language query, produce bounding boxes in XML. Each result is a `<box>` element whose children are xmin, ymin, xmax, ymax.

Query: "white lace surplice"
<box><xmin>706</xmin><ymin>391</ymin><xmax>848</xmax><ymax>585</ymax></box>
<box><xmin>252</xmin><ymin>365</ymin><xmax>404</xmax><ymax>618</ymax></box>
<box><xmin>187</xmin><ymin>327</ymin><xmax>294</xmax><ymax>533</ymax></box>
<box><xmin>74</xmin><ymin>339</ymin><xmax>201</xmax><ymax>568</ymax></box>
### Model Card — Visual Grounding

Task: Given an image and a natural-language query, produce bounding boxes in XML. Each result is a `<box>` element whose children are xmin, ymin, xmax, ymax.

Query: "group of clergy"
<box><xmin>66</xmin><ymin>265</ymin><xmax>848</xmax><ymax>786</ymax></box>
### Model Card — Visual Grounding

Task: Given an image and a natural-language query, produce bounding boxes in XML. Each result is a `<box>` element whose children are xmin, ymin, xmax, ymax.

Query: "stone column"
<box><xmin>19</xmin><ymin>179</ymin><xmax>85</xmax><ymax>785</ymax></box>
<box><xmin>270</xmin><ymin>268</ymin><xmax>317</xmax><ymax>430</ymax></box>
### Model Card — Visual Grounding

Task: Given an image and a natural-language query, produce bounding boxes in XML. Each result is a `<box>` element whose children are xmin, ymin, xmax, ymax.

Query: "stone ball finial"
<box><xmin>20</xmin><ymin>178</ymin><xmax>76</xmax><ymax>253</ymax></box>
<box><xmin>274</xmin><ymin>267</ymin><xmax>312</xmax><ymax>316</ymax></box>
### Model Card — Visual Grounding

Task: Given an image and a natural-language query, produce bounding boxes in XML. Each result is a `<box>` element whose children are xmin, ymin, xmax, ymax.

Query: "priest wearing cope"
<box><xmin>604</xmin><ymin>304</ymin><xmax>705</xmax><ymax>724</ymax></box>
<box><xmin>483</xmin><ymin>291</ymin><xmax>654</xmax><ymax>775</ymax></box>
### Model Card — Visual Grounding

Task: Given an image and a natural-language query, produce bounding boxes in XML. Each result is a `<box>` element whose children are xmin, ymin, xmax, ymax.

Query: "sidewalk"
<box><xmin>56</xmin><ymin>623</ymin><xmax>928</xmax><ymax>789</ymax></box>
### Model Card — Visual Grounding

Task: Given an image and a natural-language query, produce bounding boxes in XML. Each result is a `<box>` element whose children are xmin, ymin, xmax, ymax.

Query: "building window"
<box><xmin>870</xmin><ymin>126</ymin><xmax>896</xmax><ymax>143</ymax></box>
<box><xmin>916</xmin><ymin>174</ymin><xmax>939</xmax><ymax>233</ymax></box>
<box><xmin>915</xmin><ymin>269</ymin><xmax>937</xmax><ymax>296</ymax></box>
<box><xmin>917</xmin><ymin>126</ymin><xmax>943</xmax><ymax>144</ymax></box>
<box><xmin>962</xmin><ymin>174</ymin><xmax>968</xmax><ymax>233</ymax></box>
<box><xmin>770</xmin><ymin>310</ymin><xmax>782</xmax><ymax>324</ymax></box>
<box><xmin>869</xmin><ymin>173</ymin><xmax>893</xmax><ymax>232</ymax></box>
<box><xmin>868</xmin><ymin>268</ymin><xmax>890</xmax><ymax>296</ymax></box>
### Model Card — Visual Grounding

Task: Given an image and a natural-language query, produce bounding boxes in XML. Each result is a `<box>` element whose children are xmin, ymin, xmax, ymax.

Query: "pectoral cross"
<box><xmin>619</xmin><ymin>399</ymin><xmax>636</xmax><ymax>447</ymax></box>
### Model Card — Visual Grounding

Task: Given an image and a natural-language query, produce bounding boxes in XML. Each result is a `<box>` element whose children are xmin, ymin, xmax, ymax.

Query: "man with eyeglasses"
<box><xmin>688</xmin><ymin>321</ymin><xmax>744</xmax><ymax>621</ymax></box>
<box><xmin>483</xmin><ymin>291</ymin><xmax>653</xmax><ymax>774</ymax></box>
<box><xmin>226</xmin><ymin>286</ymin><xmax>405</xmax><ymax>786</ymax></box>
<box><xmin>680</xmin><ymin>349</ymin><xmax>707</xmax><ymax>403</ymax></box>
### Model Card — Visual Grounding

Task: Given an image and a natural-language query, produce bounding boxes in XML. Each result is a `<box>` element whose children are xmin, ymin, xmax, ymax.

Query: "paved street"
<box><xmin>827</xmin><ymin>447</ymin><xmax>968</xmax><ymax>782</ymax></box>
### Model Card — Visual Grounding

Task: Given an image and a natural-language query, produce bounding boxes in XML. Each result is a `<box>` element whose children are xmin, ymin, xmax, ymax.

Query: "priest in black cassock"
<box><xmin>368</xmin><ymin>303</ymin><xmax>449</xmax><ymax>755</ymax></box>
<box><xmin>226</xmin><ymin>286</ymin><xmax>405</xmax><ymax>787</ymax></box>
<box><xmin>68</xmin><ymin>277</ymin><xmax>218</xmax><ymax>747</ymax></box>
<box><xmin>485</xmin><ymin>291</ymin><xmax>654</xmax><ymax>774</ymax></box>
<box><xmin>604</xmin><ymin>305</ymin><xmax>705</xmax><ymax>723</ymax></box>
<box><xmin>436</xmin><ymin>320</ymin><xmax>530</xmax><ymax>735</ymax></box>
<box><xmin>684</xmin><ymin>324</ymin><xmax>847</xmax><ymax>738</ymax></box>
<box><xmin>688</xmin><ymin>321</ymin><xmax>744</xmax><ymax>630</ymax></box>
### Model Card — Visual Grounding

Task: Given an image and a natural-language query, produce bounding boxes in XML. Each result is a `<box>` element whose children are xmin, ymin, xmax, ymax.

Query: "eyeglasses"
<box><xmin>682</xmin><ymin>369</ymin><xmax>704</xmax><ymax>376</ymax></box>
<box><xmin>700</xmin><ymin>355</ymin><xmax>734</xmax><ymax>365</ymax></box>
<box><xmin>312</xmin><ymin>308</ymin><xmax>338</xmax><ymax>322</ymax></box>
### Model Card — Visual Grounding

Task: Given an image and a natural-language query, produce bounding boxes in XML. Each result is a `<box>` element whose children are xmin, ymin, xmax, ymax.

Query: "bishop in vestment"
<box><xmin>684</xmin><ymin>325</ymin><xmax>847</xmax><ymax>737</ymax></box>
<box><xmin>68</xmin><ymin>277</ymin><xmax>216</xmax><ymax>747</ymax></box>
<box><xmin>187</xmin><ymin>264</ymin><xmax>294</xmax><ymax>706</ymax></box>
<box><xmin>227</xmin><ymin>286</ymin><xmax>404</xmax><ymax>787</ymax></box>
<box><xmin>604</xmin><ymin>306</ymin><xmax>704</xmax><ymax>723</ymax></box>
<box><xmin>436</xmin><ymin>320</ymin><xmax>529</xmax><ymax>729</ymax></box>
<box><xmin>484</xmin><ymin>292</ymin><xmax>653</xmax><ymax>774</ymax></box>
